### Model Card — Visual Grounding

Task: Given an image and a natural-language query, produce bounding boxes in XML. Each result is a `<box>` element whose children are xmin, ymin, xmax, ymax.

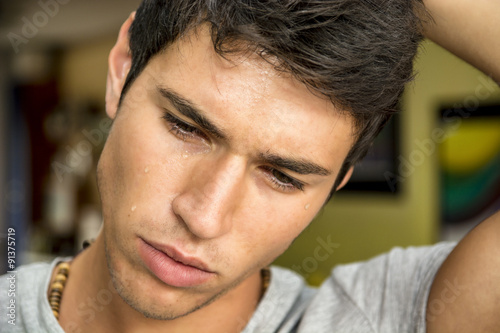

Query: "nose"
<box><xmin>171</xmin><ymin>154</ymin><xmax>246</xmax><ymax>239</ymax></box>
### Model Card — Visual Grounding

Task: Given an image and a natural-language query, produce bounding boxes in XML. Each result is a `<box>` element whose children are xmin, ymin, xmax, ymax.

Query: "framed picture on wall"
<box><xmin>341</xmin><ymin>113</ymin><xmax>400</xmax><ymax>193</ymax></box>
<box><xmin>438</xmin><ymin>104</ymin><xmax>500</xmax><ymax>233</ymax></box>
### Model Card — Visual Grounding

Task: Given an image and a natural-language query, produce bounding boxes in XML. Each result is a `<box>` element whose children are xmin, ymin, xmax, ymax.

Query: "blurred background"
<box><xmin>1</xmin><ymin>0</ymin><xmax>499</xmax><ymax>284</ymax></box>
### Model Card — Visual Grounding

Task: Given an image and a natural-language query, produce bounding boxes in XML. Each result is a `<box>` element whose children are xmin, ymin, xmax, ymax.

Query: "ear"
<box><xmin>105</xmin><ymin>12</ymin><xmax>135</xmax><ymax>119</ymax></box>
<box><xmin>335</xmin><ymin>166</ymin><xmax>354</xmax><ymax>191</ymax></box>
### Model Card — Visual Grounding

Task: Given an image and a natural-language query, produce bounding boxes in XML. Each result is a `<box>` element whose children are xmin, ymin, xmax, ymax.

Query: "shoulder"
<box><xmin>242</xmin><ymin>266</ymin><xmax>316</xmax><ymax>333</ymax></box>
<box><xmin>299</xmin><ymin>242</ymin><xmax>456</xmax><ymax>333</ymax></box>
<box><xmin>330</xmin><ymin>242</ymin><xmax>456</xmax><ymax>292</ymax></box>
<box><xmin>1</xmin><ymin>260</ymin><xmax>53</xmax><ymax>301</ymax></box>
<box><xmin>1</xmin><ymin>260</ymin><xmax>54</xmax><ymax>296</ymax></box>
<box><xmin>0</xmin><ymin>258</ymin><xmax>69</xmax><ymax>333</ymax></box>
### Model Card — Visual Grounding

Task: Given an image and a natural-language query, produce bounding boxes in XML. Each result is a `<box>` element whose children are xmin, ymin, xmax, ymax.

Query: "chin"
<box><xmin>116</xmin><ymin>284</ymin><xmax>223</xmax><ymax>321</ymax></box>
<box><xmin>103</xmin><ymin>237</ymin><xmax>227</xmax><ymax>321</ymax></box>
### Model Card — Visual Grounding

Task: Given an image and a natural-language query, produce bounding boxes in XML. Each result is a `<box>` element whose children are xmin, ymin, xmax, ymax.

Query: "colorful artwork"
<box><xmin>440</xmin><ymin>105</ymin><xmax>500</xmax><ymax>225</ymax></box>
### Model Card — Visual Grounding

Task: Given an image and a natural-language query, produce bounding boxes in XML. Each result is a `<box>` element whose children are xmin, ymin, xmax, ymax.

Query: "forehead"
<box><xmin>138</xmin><ymin>26</ymin><xmax>355</xmax><ymax>173</ymax></box>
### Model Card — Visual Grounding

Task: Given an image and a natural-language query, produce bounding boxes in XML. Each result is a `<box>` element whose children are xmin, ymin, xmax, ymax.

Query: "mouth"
<box><xmin>138</xmin><ymin>238</ymin><xmax>216</xmax><ymax>288</ymax></box>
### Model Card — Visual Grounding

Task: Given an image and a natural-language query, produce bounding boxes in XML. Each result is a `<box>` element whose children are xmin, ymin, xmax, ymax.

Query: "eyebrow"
<box><xmin>259</xmin><ymin>153</ymin><xmax>331</xmax><ymax>176</ymax></box>
<box><xmin>158</xmin><ymin>86</ymin><xmax>227</xmax><ymax>139</ymax></box>
<box><xmin>157</xmin><ymin>86</ymin><xmax>331</xmax><ymax>177</ymax></box>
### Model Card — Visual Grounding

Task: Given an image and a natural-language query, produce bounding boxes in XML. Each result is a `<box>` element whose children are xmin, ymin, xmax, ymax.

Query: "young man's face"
<box><xmin>97</xmin><ymin>25</ymin><xmax>354</xmax><ymax>319</ymax></box>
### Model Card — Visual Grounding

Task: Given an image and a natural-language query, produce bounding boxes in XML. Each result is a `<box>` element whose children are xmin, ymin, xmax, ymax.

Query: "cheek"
<box><xmin>233</xmin><ymin>194</ymin><xmax>320</xmax><ymax>264</ymax></box>
<box><xmin>98</xmin><ymin>112</ymin><xmax>186</xmax><ymax>227</ymax></box>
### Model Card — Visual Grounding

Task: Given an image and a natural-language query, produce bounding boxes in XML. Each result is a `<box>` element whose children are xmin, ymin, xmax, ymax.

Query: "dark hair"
<box><xmin>121</xmin><ymin>0</ymin><xmax>424</xmax><ymax>197</ymax></box>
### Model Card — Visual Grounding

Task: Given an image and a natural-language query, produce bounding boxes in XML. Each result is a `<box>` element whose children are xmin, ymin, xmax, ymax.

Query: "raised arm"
<box><xmin>420</xmin><ymin>0</ymin><xmax>500</xmax><ymax>81</ymax></box>
<box><xmin>418</xmin><ymin>0</ymin><xmax>500</xmax><ymax>331</ymax></box>
<box><xmin>426</xmin><ymin>210</ymin><xmax>500</xmax><ymax>332</ymax></box>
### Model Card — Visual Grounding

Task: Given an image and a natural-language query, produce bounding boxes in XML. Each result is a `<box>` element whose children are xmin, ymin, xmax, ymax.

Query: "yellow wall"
<box><xmin>58</xmin><ymin>38</ymin><xmax>500</xmax><ymax>285</ymax></box>
<box><xmin>275</xmin><ymin>40</ymin><xmax>500</xmax><ymax>285</ymax></box>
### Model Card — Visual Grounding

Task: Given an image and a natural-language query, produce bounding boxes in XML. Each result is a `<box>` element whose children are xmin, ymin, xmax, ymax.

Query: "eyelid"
<box><xmin>269</xmin><ymin>165</ymin><xmax>308</xmax><ymax>188</ymax></box>
<box><xmin>283</xmin><ymin>174</ymin><xmax>305</xmax><ymax>191</ymax></box>
<box><xmin>162</xmin><ymin>110</ymin><xmax>208</xmax><ymax>141</ymax></box>
<box><xmin>262</xmin><ymin>166</ymin><xmax>305</xmax><ymax>192</ymax></box>
<box><xmin>163</xmin><ymin>110</ymin><xmax>196</xmax><ymax>129</ymax></box>
<box><xmin>163</xmin><ymin>110</ymin><xmax>198</xmax><ymax>131</ymax></box>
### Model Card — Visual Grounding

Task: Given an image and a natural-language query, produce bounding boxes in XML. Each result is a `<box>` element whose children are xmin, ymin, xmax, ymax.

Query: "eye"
<box><xmin>162</xmin><ymin>112</ymin><xmax>207</xmax><ymax>142</ymax></box>
<box><xmin>261</xmin><ymin>166</ymin><xmax>305</xmax><ymax>192</ymax></box>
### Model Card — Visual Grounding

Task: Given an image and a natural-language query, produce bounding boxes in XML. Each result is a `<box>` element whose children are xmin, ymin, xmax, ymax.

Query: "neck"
<box><xmin>57</xmin><ymin>234</ymin><xmax>263</xmax><ymax>333</ymax></box>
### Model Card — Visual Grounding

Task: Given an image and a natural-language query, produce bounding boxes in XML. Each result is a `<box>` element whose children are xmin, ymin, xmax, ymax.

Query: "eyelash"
<box><xmin>262</xmin><ymin>166</ymin><xmax>305</xmax><ymax>192</ymax></box>
<box><xmin>162</xmin><ymin>111</ymin><xmax>305</xmax><ymax>193</ymax></box>
<box><xmin>162</xmin><ymin>112</ymin><xmax>207</xmax><ymax>141</ymax></box>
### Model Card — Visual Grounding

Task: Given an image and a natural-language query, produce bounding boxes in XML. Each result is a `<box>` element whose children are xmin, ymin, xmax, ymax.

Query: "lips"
<box><xmin>138</xmin><ymin>238</ymin><xmax>216</xmax><ymax>288</ymax></box>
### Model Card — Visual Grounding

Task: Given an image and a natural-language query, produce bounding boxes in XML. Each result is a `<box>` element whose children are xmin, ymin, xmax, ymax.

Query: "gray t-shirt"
<box><xmin>0</xmin><ymin>242</ymin><xmax>455</xmax><ymax>333</ymax></box>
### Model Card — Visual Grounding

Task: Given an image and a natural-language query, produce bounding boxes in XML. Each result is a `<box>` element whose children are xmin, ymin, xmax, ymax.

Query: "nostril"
<box><xmin>171</xmin><ymin>189</ymin><xmax>232</xmax><ymax>240</ymax></box>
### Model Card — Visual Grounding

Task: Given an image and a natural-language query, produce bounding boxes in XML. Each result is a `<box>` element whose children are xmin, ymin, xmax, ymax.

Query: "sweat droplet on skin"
<box><xmin>131</xmin><ymin>206</ymin><xmax>136</xmax><ymax>212</ymax></box>
<box><xmin>305</xmin><ymin>203</ymin><xmax>311</xmax><ymax>210</ymax></box>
